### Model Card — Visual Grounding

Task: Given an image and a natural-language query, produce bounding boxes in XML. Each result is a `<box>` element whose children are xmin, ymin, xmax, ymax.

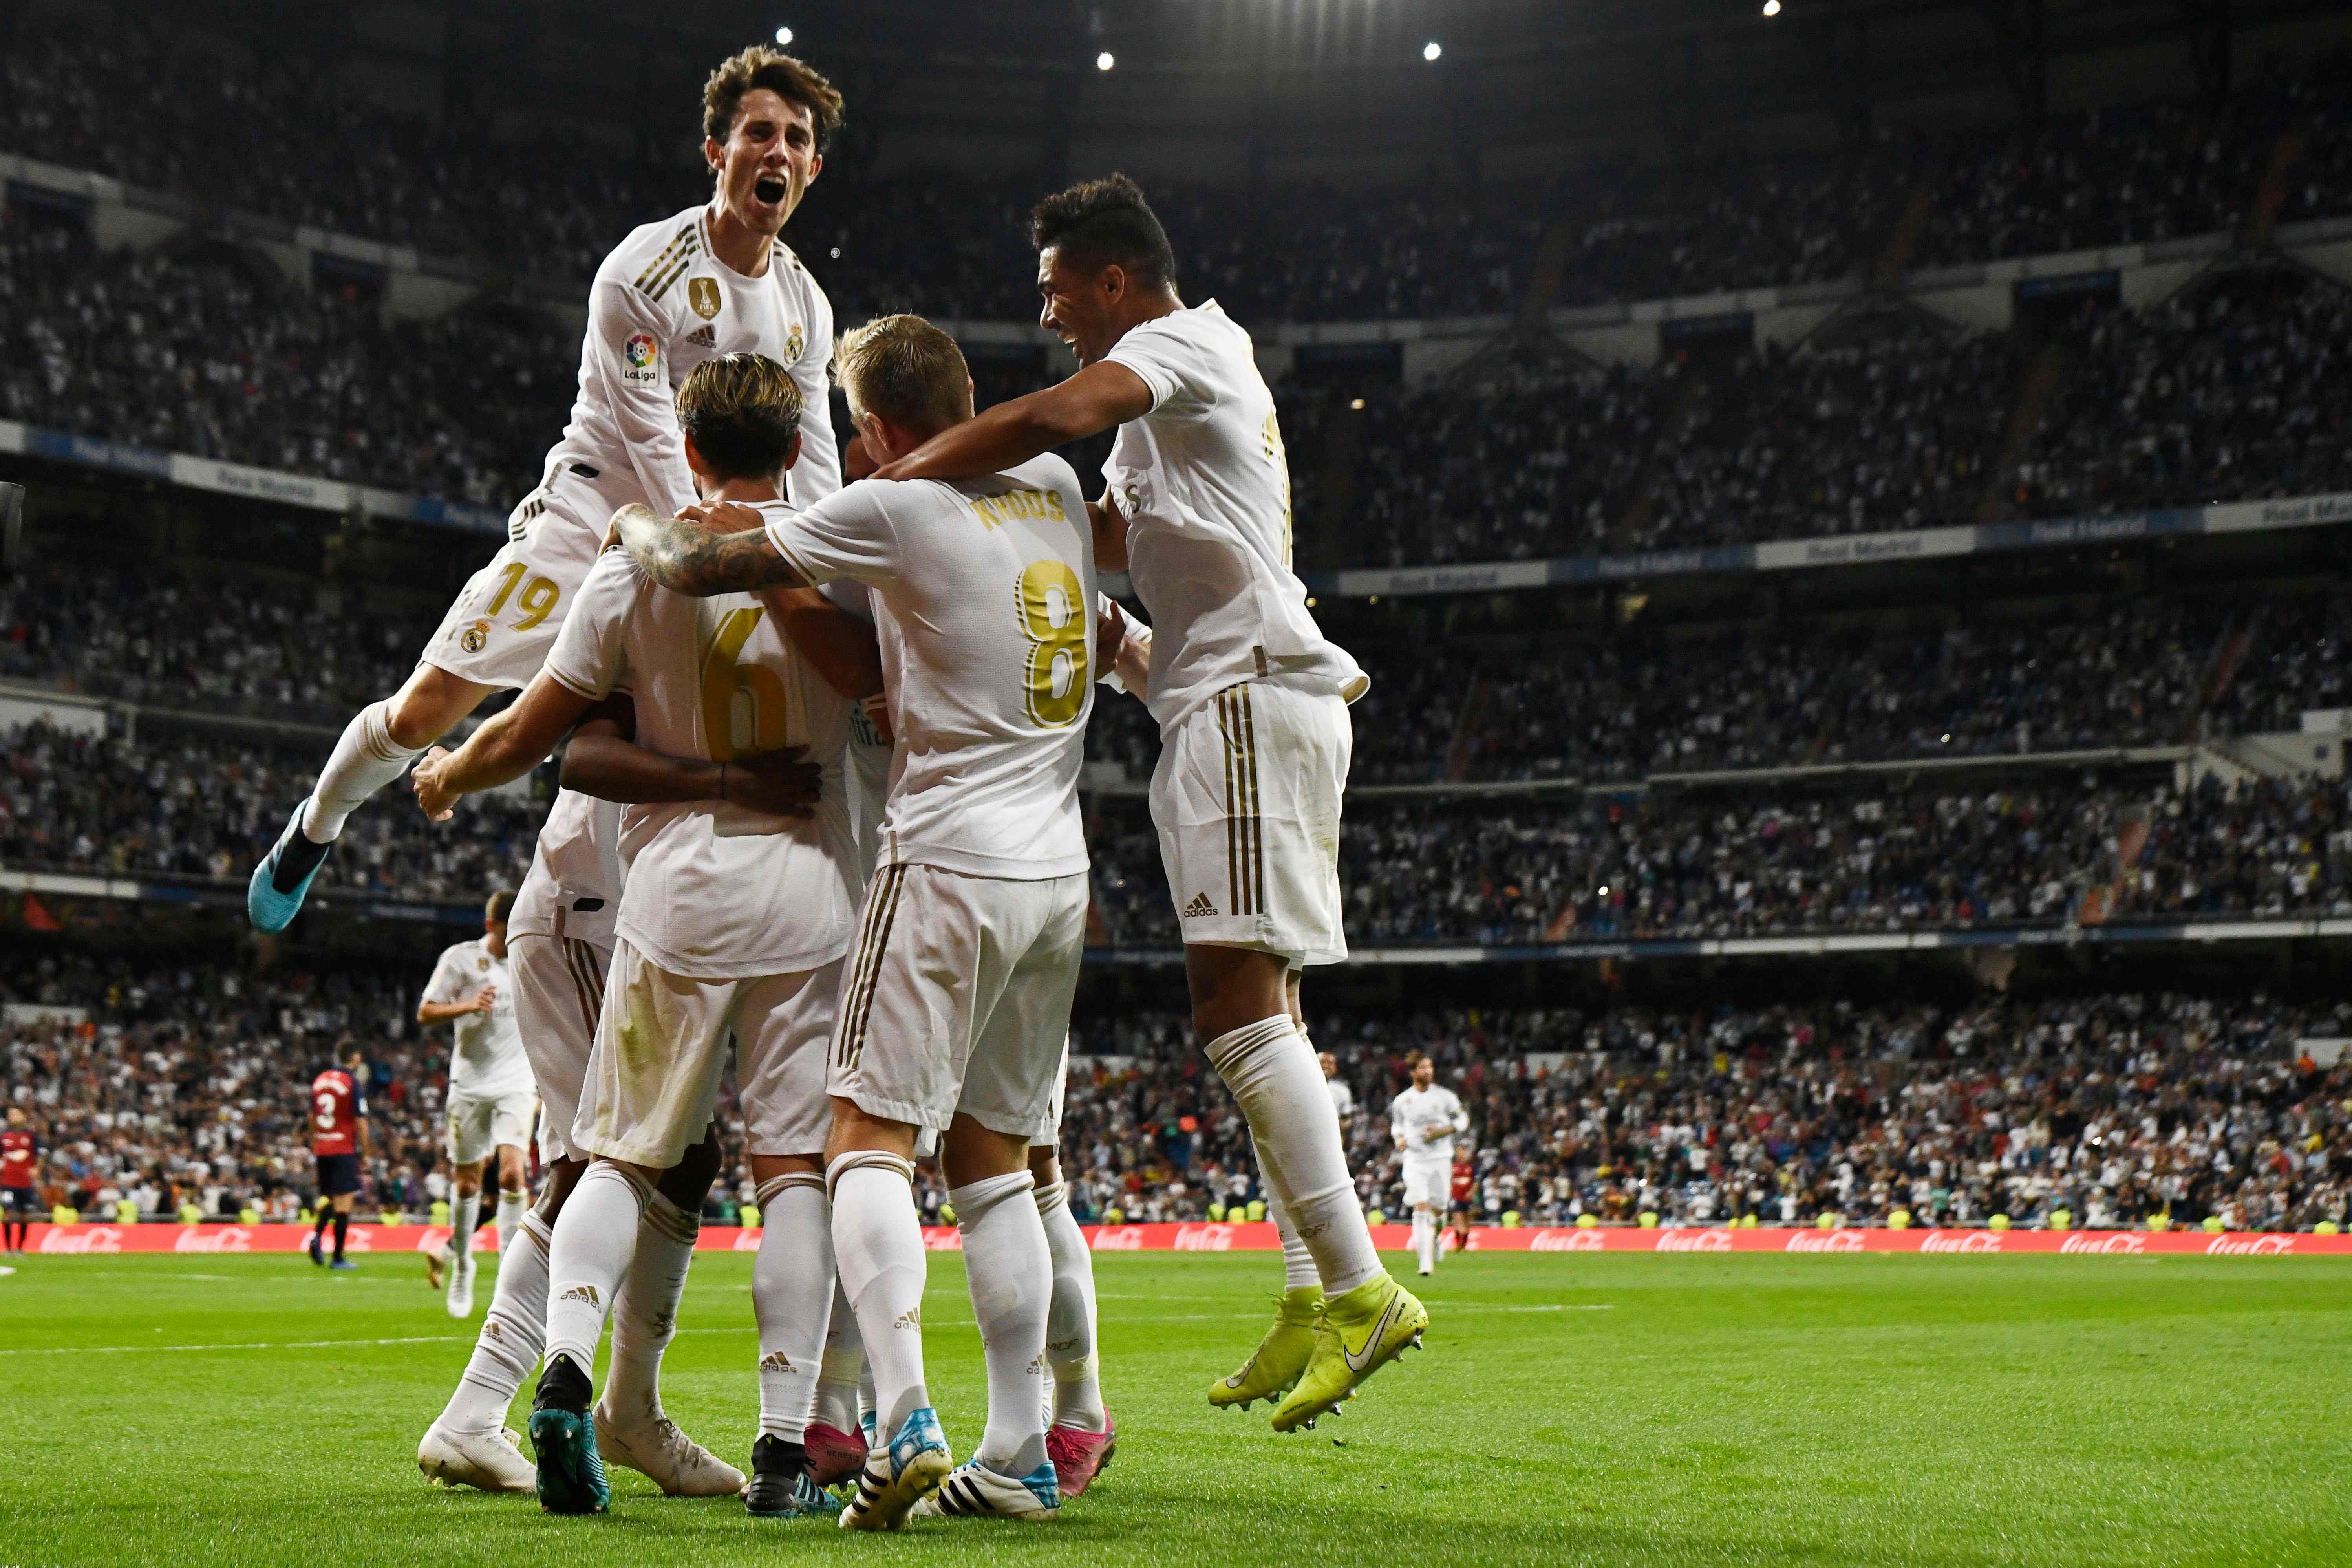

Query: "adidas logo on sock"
<box><xmin>558</xmin><ymin>1285</ymin><xmax>600</xmax><ymax>1308</ymax></box>
<box><xmin>761</xmin><ymin>1350</ymin><xmax>796</xmax><ymax>1373</ymax></box>
<box><xmin>1182</xmin><ymin>892</ymin><xmax>1218</xmax><ymax>918</ymax></box>
<box><xmin>894</xmin><ymin>1307</ymin><xmax>922</xmax><ymax>1331</ymax></box>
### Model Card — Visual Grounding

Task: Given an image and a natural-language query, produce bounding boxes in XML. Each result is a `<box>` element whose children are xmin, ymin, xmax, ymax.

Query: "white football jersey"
<box><xmin>422</xmin><ymin>939</ymin><xmax>530</xmax><ymax>1100</ymax></box>
<box><xmin>545</xmin><ymin>550</ymin><xmax>861</xmax><ymax>978</ymax></box>
<box><xmin>1326</xmin><ymin>1075</ymin><xmax>1356</xmax><ymax>1122</ymax></box>
<box><xmin>759</xmin><ymin>457</ymin><xmax>1096</xmax><ymax>880</ymax></box>
<box><xmin>1389</xmin><ymin>1084</ymin><xmax>1467</xmax><ymax>1158</ymax></box>
<box><xmin>544</xmin><ymin>205</ymin><xmax>840</xmax><ymax>525</ymax></box>
<box><xmin>1101</xmin><ymin>301</ymin><xmax>1366</xmax><ymax>734</ymax></box>
<box><xmin>508</xmin><ymin>788</ymin><xmax>625</xmax><ymax>949</ymax></box>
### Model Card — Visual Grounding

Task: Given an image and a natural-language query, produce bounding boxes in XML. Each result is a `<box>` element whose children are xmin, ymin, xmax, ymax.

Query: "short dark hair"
<box><xmin>485</xmin><ymin>889</ymin><xmax>517</xmax><ymax>926</ymax></box>
<box><xmin>677</xmin><ymin>353</ymin><xmax>804</xmax><ymax>480</ymax></box>
<box><xmin>703</xmin><ymin>46</ymin><xmax>845</xmax><ymax>153</ymax></box>
<box><xmin>1030</xmin><ymin>173</ymin><xmax>1178</xmax><ymax>292</ymax></box>
<box><xmin>337</xmin><ymin>1035</ymin><xmax>364</xmax><ymax>1067</ymax></box>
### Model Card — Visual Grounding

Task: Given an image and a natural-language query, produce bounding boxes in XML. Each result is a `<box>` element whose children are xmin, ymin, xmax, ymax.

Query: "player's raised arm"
<box><xmin>614</xmin><ymin>501</ymin><xmax>808</xmax><ymax>596</ymax></box>
<box><xmin>872</xmin><ymin>360</ymin><xmax>1153</xmax><ymax>484</ymax></box>
<box><xmin>411</xmin><ymin>668</ymin><xmax>594</xmax><ymax>822</ymax></box>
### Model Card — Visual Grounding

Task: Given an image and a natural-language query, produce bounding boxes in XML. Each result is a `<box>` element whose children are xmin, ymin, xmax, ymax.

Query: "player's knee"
<box><xmin>657</xmin><ymin>1128</ymin><xmax>723</xmax><ymax>1209</ymax></box>
<box><xmin>387</xmin><ymin>666</ymin><xmax>484</xmax><ymax>750</ymax></box>
<box><xmin>1027</xmin><ymin>1144</ymin><xmax>1061</xmax><ymax>1188</ymax></box>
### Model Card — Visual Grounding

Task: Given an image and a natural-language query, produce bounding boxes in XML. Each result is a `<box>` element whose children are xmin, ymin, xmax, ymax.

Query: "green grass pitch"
<box><xmin>1</xmin><ymin>1248</ymin><xmax>2347</xmax><ymax>1566</ymax></box>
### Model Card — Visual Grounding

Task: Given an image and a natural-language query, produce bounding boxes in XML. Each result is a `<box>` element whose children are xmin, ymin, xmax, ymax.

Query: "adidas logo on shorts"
<box><xmin>1182</xmin><ymin>892</ymin><xmax>1218</xmax><ymax>918</ymax></box>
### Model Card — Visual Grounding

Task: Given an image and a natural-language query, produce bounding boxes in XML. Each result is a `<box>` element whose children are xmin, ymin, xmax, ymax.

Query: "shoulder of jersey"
<box><xmin>603</xmin><ymin>207</ymin><xmax>707</xmax><ymax>302</ymax></box>
<box><xmin>771</xmin><ymin>237</ymin><xmax>828</xmax><ymax>299</ymax></box>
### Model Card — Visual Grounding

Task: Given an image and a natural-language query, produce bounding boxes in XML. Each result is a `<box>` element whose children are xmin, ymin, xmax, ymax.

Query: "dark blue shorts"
<box><xmin>315</xmin><ymin>1154</ymin><xmax>363</xmax><ymax>1197</ymax></box>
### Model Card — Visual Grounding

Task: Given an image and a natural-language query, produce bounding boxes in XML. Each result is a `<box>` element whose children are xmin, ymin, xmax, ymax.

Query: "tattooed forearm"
<box><xmin>615</xmin><ymin>506</ymin><xmax>805</xmax><ymax>596</ymax></box>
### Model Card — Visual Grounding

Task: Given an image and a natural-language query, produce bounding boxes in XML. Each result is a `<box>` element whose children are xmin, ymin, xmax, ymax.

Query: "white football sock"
<box><xmin>495</xmin><ymin>1189</ymin><xmax>528</xmax><ymax>1256</ymax></box>
<box><xmin>828</xmin><ymin>1151</ymin><xmax>930</xmax><ymax>1436</ymax></box>
<box><xmin>303</xmin><ymin>700</ymin><xmax>424</xmax><ymax>842</ymax></box>
<box><xmin>441</xmin><ymin>1209</ymin><xmax>550</xmax><ymax>1431</ymax></box>
<box><xmin>813</xmin><ymin>1271</ymin><xmax>867</xmax><ymax>1435</ymax></box>
<box><xmin>543</xmin><ymin>1161</ymin><xmax>650</xmax><ymax>1372</ymax></box>
<box><xmin>754</xmin><ymin>1173</ymin><xmax>831</xmax><ymax>1442</ymax></box>
<box><xmin>1265</xmin><ymin>1182</ymin><xmax>1321</xmax><ymax>1294</ymax></box>
<box><xmin>951</xmin><ymin>1171</ymin><xmax>1051</xmax><ymax>1478</ymax></box>
<box><xmin>1033</xmin><ymin>1180</ymin><xmax>1105</xmax><ymax>1432</ymax></box>
<box><xmin>451</xmin><ymin>1190</ymin><xmax>481</xmax><ymax>1259</ymax></box>
<box><xmin>1416</xmin><ymin>1210</ymin><xmax>1437</xmax><ymax>1272</ymax></box>
<box><xmin>602</xmin><ymin>1191</ymin><xmax>698</xmax><ymax>1425</ymax></box>
<box><xmin>1205</xmin><ymin>1015</ymin><xmax>1382</xmax><ymax>1297</ymax></box>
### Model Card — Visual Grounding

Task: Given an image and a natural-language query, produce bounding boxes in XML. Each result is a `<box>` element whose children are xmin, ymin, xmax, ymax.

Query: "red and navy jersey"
<box><xmin>1449</xmin><ymin>1160</ymin><xmax>1475</xmax><ymax>1205</ymax></box>
<box><xmin>0</xmin><ymin>1128</ymin><xmax>33</xmax><ymax>1189</ymax></box>
<box><xmin>309</xmin><ymin>1070</ymin><xmax>368</xmax><ymax>1157</ymax></box>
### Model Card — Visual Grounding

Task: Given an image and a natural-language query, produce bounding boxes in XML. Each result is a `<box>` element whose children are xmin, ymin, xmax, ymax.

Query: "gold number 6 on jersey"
<box><xmin>1016</xmin><ymin>559</ymin><xmax>1089</xmax><ymax>728</ymax></box>
<box><xmin>699</xmin><ymin>606</ymin><xmax>790</xmax><ymax>761</ymax></box>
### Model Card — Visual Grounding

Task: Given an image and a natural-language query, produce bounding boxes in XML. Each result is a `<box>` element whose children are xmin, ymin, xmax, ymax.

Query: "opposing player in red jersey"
<box><xmin>308</xmin><ymin>1039</ymin><xmax>372</xmax><ymax>1270</ymax></box>
<box><xmin>2</xmin><ymin>1105</ymin><xmax>38</xmax><ymax>1254</ymax></box>
<box><xmin>1447</xmin><ymin>1155</ymin><xmax>1476</xmax><ymax>1257</ymax></box>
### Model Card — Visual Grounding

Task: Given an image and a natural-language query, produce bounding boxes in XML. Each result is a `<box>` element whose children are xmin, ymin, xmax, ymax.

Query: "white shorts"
<box><xmin>829</xmin><ymin>863</ymin><xmax>1087</xmax><ymax>1141</ymax></box>
<box><xmin>421</xmin><ymin>467</ymin><xmax>607</xmax><ymax>688</ymax></box>
<box><xmin>1030</xmin><ymin>1036</ymin><xmax>1070</xmax><ymax>1152</ymax></box>
<box><xmin>575</xmin><ymin>939</ymin><xmax>839</xmax><ymax>1167</ymax></box>
<box><xmin>1402</xmin><ymin>1155</ymin><xmax>1453</xmax><ymax>1210</ymax></box>
<box><xmin>1151</xmin><ymin>679</ymin><xmax>1350</xmax><ymax>967</ymax></box>
<box><xmin>447</xmin><ymin>1090</ymin><xmax>536</xmax><ymax>1166</ymax></box>
<box><xmin>508</xmin><ymin>931</ymin><xmax>611</xmax><ymax>1165</ymax></box>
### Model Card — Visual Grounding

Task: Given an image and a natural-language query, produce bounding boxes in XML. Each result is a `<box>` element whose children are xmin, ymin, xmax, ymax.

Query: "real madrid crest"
<box><xmin>786</xmin><ymin>322</ymin><xmax>804</xmax><ymax>361</ymax></box>
<box><xmin>459</xmin><ymin>620</ymin><xmax>490</xmax><ymax>655</ymax></box>
<box><xmin>687</xmin><ymin>277</ymin><xmax>721</xmax><ymax>321</ymax></box>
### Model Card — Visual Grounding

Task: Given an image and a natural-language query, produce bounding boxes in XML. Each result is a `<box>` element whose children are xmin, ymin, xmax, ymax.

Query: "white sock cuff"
<box><xmin>1032</xmin><ymin>1179</ymin><xmax>1069</xmax><ymax>1217</ymax></box>
<box><xmin>826</xmin><ymin>1149</ymin><xmax>914</xmax><ymax>1203</ymax></box>
<box><xmin>642</xmin><ymin>1190</ymin><xmax>699</xmax><ymax>1245</ymax></box>
<box><xmin>519</xmin><ymin>1211</ymin><xmax>554</xmax><ymax>1253</ymax></box>
<box><xmin>757</xmin><ymin>1171</ymin><xmax>826</xmax><ymax>1208</ymax></box>
<box><xmin>360</xmin><ymin>700</ymin><xmax>422</xmax><ymax>765</ymax></box>
<box><xmin>581</xmin><ymin>1160</ymin><xmax>654</xmax><ymax>1216</ymax></box>
<box><xmin>1203</xmin><ymin>1014</ymin><xmax>1300</xmax><ymax>1073</ymax></box>
<box><xmin>949</xmin><ymin>1170</ymin><xmax>1035</xmax><ymax>1231</ymax></box>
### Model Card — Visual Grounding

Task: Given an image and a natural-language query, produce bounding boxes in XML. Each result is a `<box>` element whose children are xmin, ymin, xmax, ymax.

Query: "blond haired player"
<box><xmin>616</xmin><ymin>314</ymin><xmax>1099</xmax><ymax>1528</ymax></box>
<box><xmin>867</xmin><ymin>174</ymin><xmax>1422</xmax><ymax>1433</ymax></box>
<box><xmin>251</xmin><ymin>44</ymin><xmax>845</xmax><ymax>931</ymax></box>
<box><xmin>412</xmin><ymin>353</ymin><xmax>874</xmax><ymax>1517</ymax></box>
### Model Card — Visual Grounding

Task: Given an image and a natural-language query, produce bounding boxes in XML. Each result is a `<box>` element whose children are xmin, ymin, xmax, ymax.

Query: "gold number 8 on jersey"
<box><xmin>1016</xmin><ymin>560</ymin><xmax>1089</xmax><ymax>729</ymax></box>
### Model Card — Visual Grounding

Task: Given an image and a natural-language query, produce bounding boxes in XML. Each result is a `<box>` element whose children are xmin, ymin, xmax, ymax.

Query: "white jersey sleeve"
<box><xmin>586</xmin><ymin>276</ymin><xmax>699</xmax><ymax>521</ymax></box>
<box><xmin>421</xmin><ymin>944</ymin><xmax>476</xmax><ymax>1010</ymax></box>
<box><xmin>544</xmin><ymin>551</ymin><xmax>646</xmax><ymax>701</ymax></box>
<box><xmin>786</xmin><ymin>282</ymin><xmax>841</xmax><ymax>507</ymax></box>
<box><xmin>762</xmin><ymin>480</ymin><xmax>902</xmax><ymax>588</ymax></box>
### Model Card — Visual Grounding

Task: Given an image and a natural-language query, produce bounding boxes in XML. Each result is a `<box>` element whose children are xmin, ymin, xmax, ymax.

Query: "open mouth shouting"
<box><xmin>753</xmin><ymin>173</ymin><xmax>789</xmax><ymax>206</ymax></box>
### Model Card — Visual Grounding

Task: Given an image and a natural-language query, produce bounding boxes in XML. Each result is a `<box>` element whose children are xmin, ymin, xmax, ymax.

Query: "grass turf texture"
<box><xmin>0</xmin><ymin>1251</ymin><xmax>2347</xmax><ymax>1566</ymax></box>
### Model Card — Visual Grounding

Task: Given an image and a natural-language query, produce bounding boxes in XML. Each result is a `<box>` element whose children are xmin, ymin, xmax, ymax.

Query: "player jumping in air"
<box><xmin>307</xmin><ymin>1040</ymin><xmax>371</xmax><ymax>1271</ymax></box>
<box><xmin>416</xmin><ymin>891</ymin><xmax>531</xmax><ymax>1317</ymax></box>
<box><xmin>865</xmin><ymin>174</ymin><xmax>1424</xmax><ymax>1432</ymax></box>
<box><xmin>248</xmin><ymin>44</ymin><xmax>844</xmax><ymax>931</ymax></box>
<box><xmin>1388</xmin><ymin>1055</ymin><xmax>1467</xmax><ymax>1277</ymax></box>
<box><xmin>614</xmin><ymin>314</ymin><xmax>1102</xmax><ymax>1527</ymax></box>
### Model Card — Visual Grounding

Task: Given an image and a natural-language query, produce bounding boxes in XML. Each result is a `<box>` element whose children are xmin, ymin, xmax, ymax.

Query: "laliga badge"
<box><xmin>688</xmin><ymin>277</ymin><xmax>721</xmax><ymax>320</ymax></box>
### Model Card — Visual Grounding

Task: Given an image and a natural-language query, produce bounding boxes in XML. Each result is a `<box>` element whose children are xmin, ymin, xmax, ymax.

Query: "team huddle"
<box><xmin>256</xmin><ymin>44</ymin><xmax>1428</xmax><ymax>1527</ymax></box>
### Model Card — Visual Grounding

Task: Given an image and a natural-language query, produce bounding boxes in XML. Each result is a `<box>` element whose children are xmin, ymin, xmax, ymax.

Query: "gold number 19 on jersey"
<box><xmin>699</xmin><ymin>607</ymin><xmax>790</xmax><ymax>761</ymax></box>
<box><xmin>1016</xmin><ymin>559</ymin><xmax>1089</xmax><ymax>729</ymax></box>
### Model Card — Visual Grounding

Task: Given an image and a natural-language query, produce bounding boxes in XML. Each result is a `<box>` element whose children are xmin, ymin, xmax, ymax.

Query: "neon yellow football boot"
<box><xmin>1270</xmin><ymin>1273</ymin><xmax>1428</xmax><ymax>1433</ymax></box>
<box><xmin>1207</xmin><ymin>1287</ymin><xmax>1322</xmax><ymax>1411</ymax></box>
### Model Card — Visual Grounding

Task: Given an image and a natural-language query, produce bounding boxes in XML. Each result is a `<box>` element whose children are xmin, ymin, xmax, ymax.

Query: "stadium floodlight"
<box><xmin>1761</xmin><ymin>0</ymin><xmax>1781</xmax><ymax>15</ymax></box>
<box><xmin>1423</xmin><ymin>40</ymin><xmax>1442</xmax><ymax>62</ymax></box>
<box><xmin>774</xmin><ymin>25</ymin><xmax>794</xmax><ymax>44</ymax></box>
<box><xmin>1097</xmin><ymin>51</ymin><xmax>1115</xmax><ymax>71</ymax></box>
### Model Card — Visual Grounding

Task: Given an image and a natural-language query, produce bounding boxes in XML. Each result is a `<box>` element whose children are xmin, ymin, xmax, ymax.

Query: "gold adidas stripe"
<box><xmin>834</xmin><ymin>865</ymin><xmax>908</xmax><ymax>1071</ymax></box>
<box><xmin>1238</xmin><ymin>684</ymin><xmax>1265</xmax><ymax>917</ymax></box>
<box><xmin>1219</xmin><ymin>690</ymin><xmax>1242</xmax><ymax>915</ymax></box>
<box><xmin>641</xmin><ymin>246</ymin><xmax>699</xmax><ymax>301</ymax></box>
<box><xmin>633</xmin><ymin>225</ymin><xmax>697</xmax><ymax>291</ymax></box>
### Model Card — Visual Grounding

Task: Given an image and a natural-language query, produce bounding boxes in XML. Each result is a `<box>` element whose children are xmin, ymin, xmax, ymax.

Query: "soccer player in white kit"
<box><xmin>1321</xmin><ymin>1051</ymin><xmax>1355</xmax><ymax>1125</ymax></box>
<box><xmin>417</xmin><ymin>891</ymin><xmax>532</xmax><ymax>1319</ymax></box>
<box><xmin>1388</xmin><ymin>1056</ymin><xmax>1468</xmax><ymax>1277</ymax></box>
<box><xmin>867</xmin><ymin>175</ymin><xmax>1423</xmax><ymax>1433</ymax></box>
<box><xmin>247</xmin><ymin>44</ymin><xmax>845</xmax><ymax>932</ymax></box>
<box><xmin>413</xmin><ymin>355</ymin><xmax>872</xmax><ymax>1517</ymax></box>
<box><xmin>615</xmin><ymin>314</ymin><xmax>1098</xmax><ymax>1528</ymax></box>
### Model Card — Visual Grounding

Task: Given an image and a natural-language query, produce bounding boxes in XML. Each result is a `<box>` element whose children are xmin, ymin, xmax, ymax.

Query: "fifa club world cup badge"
<box><xmin>621</xmin><ymin>332</ymin><xmax>659</xmax><ymax>385</ymax></box>
<box><xmin>687</xmin><ymin>278</ymin><xmax>720</xmax><ymax>320</ymax></box>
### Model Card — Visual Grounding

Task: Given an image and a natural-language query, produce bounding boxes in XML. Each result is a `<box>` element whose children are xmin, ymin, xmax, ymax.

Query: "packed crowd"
<box><xmin>11</xmin><ymin>953</ymin><xmax>2346</xmax><ymax>1234</ymax></box>
<box><xmin>1061</xmin><ymin>990</ymin><xmax>2352</xmax><ymax>1232</ymax></box>
<box><xmin>1296</xmin><ymin>268</ymin><xmax>2352</xmax><ymax>568</ymax></box>
<box><xmin>1083</xmin><ymin>772</ymin><xmax>2352</xmax><ymax>948</ymax></box>
<box><xmin>0</xmin><ymin>721</ymin><xmax>539</xmax><ymax>908</ymax></box>
<box><xmin>3</xmin><ymin>14</ymin><xmax>2347</xmax><ymax>318</ymax></box>
<box><xmin>0</xmin><ymin>218</ymin><xmax>574</xmax><ymax>509</ymax></box>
